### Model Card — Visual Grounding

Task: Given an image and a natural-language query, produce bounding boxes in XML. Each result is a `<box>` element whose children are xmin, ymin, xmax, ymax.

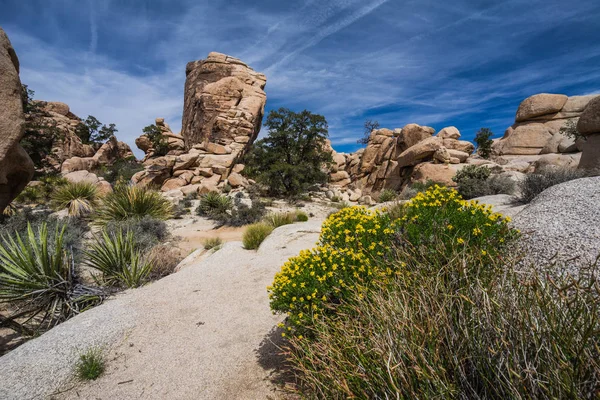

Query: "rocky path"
<box><xmin>0</xmin><ymin>221</ymin><xmax>323</xmax><ymax>400</ymax></box>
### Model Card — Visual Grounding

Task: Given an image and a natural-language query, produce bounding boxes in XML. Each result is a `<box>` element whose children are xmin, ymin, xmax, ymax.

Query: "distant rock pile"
<box><xmin>328</xmin><ymin>124</ymin><xmax>475</xmax><ymax>196</ymax></box>
<box><xmin>133</xmin><ymin>52</ymin><xmax>266</xmax><ymax>197</ymax></box>
<box><xmin>0</xmin><ymin>27</ymin><xmax>34</xmax><ymax>213</ymax></box>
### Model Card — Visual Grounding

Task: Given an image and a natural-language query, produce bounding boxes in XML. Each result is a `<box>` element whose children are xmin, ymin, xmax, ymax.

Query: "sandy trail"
<box><xmin>0</xmin><ymin>221</ymin><xmax>322</xmax><ymax>400</ymax></box>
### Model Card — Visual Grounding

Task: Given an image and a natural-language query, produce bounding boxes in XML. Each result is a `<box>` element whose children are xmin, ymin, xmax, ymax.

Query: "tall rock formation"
<box><xmin>133</xmin><ymin>52</ymin><xmax>267</xmax><ymax>195</ymax></box>
<box><xmin>181</xmin><ymin>52</ymin><xmax>267</xmax><ymax>154</ymax></box>
<box><xmin>0</xmin><ymin>28</ymin><xmax>34</xmax><ymax>213</ymax></box>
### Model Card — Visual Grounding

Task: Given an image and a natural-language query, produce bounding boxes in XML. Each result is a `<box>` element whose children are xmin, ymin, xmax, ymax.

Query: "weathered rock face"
<box><xmin>577</xmin><ymin>96</ymin><xmax>600</xmax><ymax>169</ymax></box>
<box><xmin>132</xmin><ymin>53</ymin><xmax>266</xmax><ymax>196</ymax></box>
<box><xmin>493</xmin><ymin>94</ymin><xmax>597</xmax><ymax>156</ymax></box>
<box><xmin>0</xmin><ymin>28</ymin><xmax>34</xmax><ymax>213</ymax></box>
<box><xmin>181</xmin><ymin>52</ymin><xmax>266</xmax><ymax>152</ymax></box>
<box><xmin>329</xmin><ymin>124</ymin><xmax>474</xmax><ymax>195</ymax></box>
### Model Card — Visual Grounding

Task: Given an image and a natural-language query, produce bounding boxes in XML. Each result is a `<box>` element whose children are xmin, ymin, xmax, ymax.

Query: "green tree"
<box><xmin>75</xmin><ymin>116</ymin><xmax>117</xmax><ymax>145</ymax></box>
<box><xmin>474</xmin><ymin>127</ymin><xmax>493</xmax><ymax>159</ymax></box>
<box><xmin>357</xmin><ymin>119</ymin><xmax>380</xmax><ymax>145</ymax></box>
<box><xmin>245</xmin><ymin>108</ymin><xmax>333</xmax><ymax>196</ymax></box>
<box><xmin>142</xmin><ymin>124</ymin><xmax>169</xmax><ymax>156</ymax></box>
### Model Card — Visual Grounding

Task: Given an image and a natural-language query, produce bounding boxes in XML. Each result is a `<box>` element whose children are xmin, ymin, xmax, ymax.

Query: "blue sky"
<box><xmin>1</xmin><ymin>0</ymin><xmax>599</xmax><ymax>156</ymax></box>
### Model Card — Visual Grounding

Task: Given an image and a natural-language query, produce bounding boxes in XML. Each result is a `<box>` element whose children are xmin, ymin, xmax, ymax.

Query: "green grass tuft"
<box><xmin>76</xmin><ymin>348</ymin><xmax>105</xmax><ymax>381</ymax></box>
<box><xmin>242</xmin><ymin>222</ymin><xmax>274</xmax><ymax>250</ymax></box>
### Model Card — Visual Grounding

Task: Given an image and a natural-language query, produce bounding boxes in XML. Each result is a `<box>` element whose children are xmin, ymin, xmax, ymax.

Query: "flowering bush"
<box><xmin>268</xmin><ymin>207</ymin><xmax>398</xmax><ymax>334</ymax></box>
<box><xmin>398</xmin><ymin>185</ymin><xmax>517</xmax><ymax>261</ymax></box>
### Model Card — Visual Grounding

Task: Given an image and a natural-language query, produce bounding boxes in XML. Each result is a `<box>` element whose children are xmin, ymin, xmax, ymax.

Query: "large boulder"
<box><xmin>512</xmin><ymin>176</ymin><xmax>600</xmax><ymax>271</ymax></box>
<box><xmin>410</xmin><ymin>162</ymin><xmax>464</xmax><ymax>187</ymax></box>
<box><xmin>494</xmin><ymin>123</ymin><xmax>552</xmax><ymax>155</ymax></box>
<box><xmin>515</xmin><ymin>93</ymin><xmax>568</xmax><ymax>122</ymax></box>
<box><xmin>577</xmin><ymin>96</ymin><xmax>600</xmax><ymax>170</ymax></box>
<box><xmin>397</xmin><ymin>136</ymin><xmax>444</xmax><ymax>168</ymax></box>
<box><xmin>0</xmin><ymin>28</ymin><xmax>34</xmax><ymax>213</ymax></box>
<box><xmin>181</xmin><ymin>52</ymin><xmax>266</xmax><ymax>152</ymax></box>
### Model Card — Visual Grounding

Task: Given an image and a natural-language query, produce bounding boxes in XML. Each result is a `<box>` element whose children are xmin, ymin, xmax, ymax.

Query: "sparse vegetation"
<box><xmin>399</xmin><ymin>179</ymin><xmax>443</xmax><ymax>200</ymax></box>
<box><xmin>453</xmin><ymin>165</ymin><xmax>514</xmax><ymax>199</ymax></box>
<box><xmin>377</xmin><ymin>188</ymin><xmax>397</xmax><ymax>203</ymax></box>
<box><xmin>98</xmin><ymin>157</ymin><xmax>143</xmax><ymax>185</ymax></box>
<box><xmin>560</xmin><ymin>118</ymin><xmax>584</xmax><ymax>141</ymax></box>
<box><xmin>295</xmin><ymin>210</ymin><xmax>309</xmax><ymax>222</ymax></box>
<box><xmin>203</xmin><ymin>237</ymin><xmax>223</xmax><ymax>250</ymax></box>
<box><xmin>263</xmin><ymin>212</ymin><xmax>296</xmax><ymax>228</ymax></box>
<box><xmin>94</xmin><ymin>186</ymin><xmax>173</xmax><ymax>224</ymax></box>
<box><xmin>244</xmin><ymin>108</ymin><xmax>333</xmax><ymax>196</ymax></box>
<box><xmin>147</xmin><ymin>245</ymin><xmax>182</xmax><ymax>279</ymax></box>
<box><xmin>142</xmin><ymin>124</ymin><xmax>169</xmax><ymax>157</ymax></box>
<box><xmin>242</xmin><ymin>222</ymin><xmax>274</xmax><ymax>250</ymax></box>
<box><xmin>75</xmin><ymin>348</ymin><xmax>105</xmax><ymax>381</ymax></box>
<box><xmin>51</xmin><ymin>181</ymin><xmax>99</xmax><ymax>217</ymax></box>
<box><xmin>196</xmin><ymin>192</ymin><xmax>232</xmax><ymax>218</ymax></box>
<box><xmin>104</xmin><ymin>216</ymin><xmax>169</xmax><ymax>250</ymax></box>
<box><xmin>474</xmin><ymin>127</ymin><xmax>494</xmax><ymax>158</ymax></box>
<box><xmin>357</xmin><ymin>119</ymin><xmax>380</xmax><ymax>145</ymax></box>
<box><xmin>75</xmin><ymin>115</ymin><xmax>117</xmax><ymax>146</ymax></box>
<box><xmin>518</xmin><ymin>166</ymin><xmax>593</xmax><ymax>203</ymax></box>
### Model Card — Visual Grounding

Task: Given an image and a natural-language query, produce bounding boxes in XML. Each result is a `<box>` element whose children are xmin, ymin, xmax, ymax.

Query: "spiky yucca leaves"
<box><xmin>0</xmin><ymin>223</ymin><xmax>103</xmax><ymax>331</ymax></box>
<box><xmin>85</xmin><ymin>229</ymin><xmax>152</xmax><ymax>288</ymax></box>
<box><xmin>196</xmin><ymin>192</ymin><xmax>232</xmax><ymax>217</ymax></box>
<box><xmin>51</xmin><ymin>181</ymin><xmax>99</xmax><ymax>217</ymax></box>
<box><xmin>94</xmin><ymin>185</ymin><xmax>173</xmax><ymax>225</ymax></box>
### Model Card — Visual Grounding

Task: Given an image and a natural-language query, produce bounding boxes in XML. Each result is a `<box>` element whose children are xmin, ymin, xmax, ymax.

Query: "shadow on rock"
<box><xmin>256</xmin><ymin>325</ymin><xmax>298</xmax><ymax>392</ymax></box>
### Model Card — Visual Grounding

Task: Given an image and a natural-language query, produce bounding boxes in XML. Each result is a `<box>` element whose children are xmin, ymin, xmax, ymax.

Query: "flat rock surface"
<box><xmin>512</xmin><ymin>176</ymin><xmax>600</xmax><ymax>270</ymax></box>
<box><xmin>0</xmin><ymin>220</ymin><xmax>323</xmax><ymax>400</ymax></box>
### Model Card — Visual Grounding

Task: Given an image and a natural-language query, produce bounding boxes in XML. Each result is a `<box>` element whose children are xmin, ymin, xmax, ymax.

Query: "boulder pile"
<box><xmin>0</xmin><ymin>28</ymin><xmax>34</xmax><ymax>213</ymax></box>
<box><xmin>328</xmin><ymin>124</ymin><xmax>475</xmax><ymax>196</ymax></box>
<box><xmin>132</xmin><ymin>52</ymin><xmax>266</xmax><ymax>198</ymax></box>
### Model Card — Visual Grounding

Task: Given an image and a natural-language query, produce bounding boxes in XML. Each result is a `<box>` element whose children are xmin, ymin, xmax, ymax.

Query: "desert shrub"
<box><xmin>474</xmin><ymin>127</ymin><xmax>494</xmax><ymax>158</ymax></box>
<box><xmin>377</xmin><ymin>189</ymin><xmax>397</xmax><ymax>203</ymax></box>
<box><xmin>287</xmin><ymin>240</ymin><xmax>599</xmax><ymax>399</ymax></box>
<box><xmin>94</xmin><ymin>185</ymin><xmax>173</xmax><ymax>224</ymax></box>
<box><xmin>263</xmin><ymin>212</ymin><xmax>296</xmax><ymax>228</ymax></box>
<box><xmin>203</xmin><ymin>195</ymin><xmax>267</xmax><ymax>227</ymax></box>
<box><xmin>51</xmin><ymin>181</ymin><xmax>99</xmax><ymax>217</ymax></box>
<box><xmin>454</xmin><ymin>164</ymin><xmax>491</xmax><ymax>182</ymax></box>
<box><xmin>453</xmin><ymin>165</ymin><xmax>514</xmax><ymax>199</ymax></box>
<box><xmin>85</xmin><ymin>229</ymin><xmax>152</xmax><ymax>288</ymax></box>
<box><xmin>330</xmin><ymin>195</ymin><xmax>340</xmax><ymax>203</ymax></box>
<box><xmin>14</xmin><ymin>174</ymin><xmax>69</xmax><ymax>206</ymax></box>
<box><xmin>295</xmin><ymin>210</ymin><xmax>309</xmax><ymax>222</ymax></box>
<box><xmin>75</xmin><ymin>348</ymin><xmax>105</xmax><ymax>381</ymax></box>
<box><xmin>147</xmin><ymin>244</ymin><xmax>182</xmax><ymax>279</ymax></box>
<box><xmin>398</xmin><ymin>185</ymin><xmax>517</xmax><ymax>262</ymax></box>
<box><xmin>269</xmin><ymin>207</ymin><xmax>397</xmax><ymax>334</ymax></box>
<box><xmin>518</xmin><ymin>166</ymin><xmax>592</xmax><ymax>204</ymax></box>
<box><xmin>242</xmin><ymin>222</ymin><xmax>274</xmax><ymax>250</ymax></box>
<box><xmin>104</xmin><ymin>216</ymin><xmax>169</xmax><ymax>250</ymax></box>
<box><xmin>196</xmin><ymin>192</ymin><xmax>232</xmax><ymax>218</ymax></box>
<box><xmin>98</xmin><ymin>157</ymin><xmax>143</xmax><ymax>185</ymax></box>
<box><xmin>559</xmin><ymin>118</ymin><xmax>584</xmax><ymax>141</ymax></box>
<box><xmin>0</xmin><ymin>223</ymin><xmax>103</xmax><ymax>332</ymax></box>
<box><xmin>244</xmin><ymin>108</ymin><xmax>333</xmax><ymax>196</ymax></box>
<box><xmin>203</xmin><ymin>237</ymin><xmax>223</xmax><ymax>250</ymax></box>
<box><xmin>14</xmin><ymin>185</ymin><xmax>43</xmax><ymax>204</ymax></box>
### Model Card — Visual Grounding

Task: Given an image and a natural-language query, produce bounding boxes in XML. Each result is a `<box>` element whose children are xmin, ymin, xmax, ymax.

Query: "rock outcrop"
<box><xmin>493</xmin><ymin>93</ymin><xmax>596</xmax><ymax>156</ymax></box>
<box><xmin>577</xmin><ymin>96</ymin><xmax>600</xmax><ymax>170</ymax></box>
<box><xmin>0</xmin><ymin>28</ymin><xmax>34</xmax><ymax>213</ymax></box>
<box><xmin>329</xmin><ymin>124</ymin><xmax>474</xmax><ymax>195</ymax></box>
<box><xmin>133</xmin><ymin>53</ymin><xmax>267</xmax><ymax>195</ymax></box>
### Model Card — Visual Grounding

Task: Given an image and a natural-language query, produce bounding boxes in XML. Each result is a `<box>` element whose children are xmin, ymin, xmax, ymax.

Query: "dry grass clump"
<box><xmin>203</xmin><ymin>237</ymin><xmax>223</xmax><ymax>250</ymax></box>
<box><xmin>243</xmin><ymin>222</ymin><xmax>274</xmax><ymax>250</ymax></box>
<box><xmin>147</xmin><ymin>244</ymin><xmax>183</xmax><ymax>279</ymax></box>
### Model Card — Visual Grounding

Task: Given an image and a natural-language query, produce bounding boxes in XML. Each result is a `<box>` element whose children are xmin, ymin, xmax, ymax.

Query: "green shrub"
<box><xmin>242</xmin><ymin>222</ymin><xmax>274</xmax><ymax>250</ymax></box>
<box><xmin>263</xmin><ymin>212</ymin><xmax>296</xmax><ymax>228</ymax></box>
<box><xmin>399</xmin><ymin>179</ymin><xmax>442</xmax><ymax>200</ymax></box>
<box><xmin>98</xmin><ymin>157</ymin><xmax>143</xmax><ymax>185</ymax></box>
<box><xmin>203</xmin><ymin>195</ymin><xmax>267</xmax><ymax>227</ymax></box>
<box><xmin>94</xmin><ymin>186</ymin><xmax>173</xmax><ymax>224</ymax></box>
<box><xmin>453</xmin><ymin>165</ymin><xmax>514</xmax><ymax>199</ymax></box>
<box><xmin>295</xmin><ymin>210</ymin><xmax>309</xmax><ymax>222</ymax></box>
<box><xmin>196</xmin><ymin>192</ymin><xmax>232</xmax><ymax>218</ymax></box>
<box><xmin>85</xmin><ymin>230</ymin><xmax>152</xmax><ymax>288</ymax></box>
<box><xmin>377</xmin><ymin>189</ymin><xmax>397</xmax><ymax>203</ymax></box>
<box><xmin>14</xmin><ymin>185</ymin><xmax>43</xmax><ymax>204</ymax></box>
<box><xmin>287</xmin><ymin>239</ymin><xmax>599</xmax><ymax>399</ymax></box>
<box><xmin>75</xmin><ymin>348</ymin><xmax>105</xmax><ymax>381</ymax></box>
<box><xmin>518</xmin><ymin>166</ymin><xmax>592</xmax><ymax>203</ymax></box>
<box><xmin>142</xmin><ymin>124</ymin><xmax>169</xmax><ymax>156</ymax></box>
<box><xmin>0</xmin><ymin>223</ymin><xmax>103</xmax><ymax>331</ymax></box>
<box><xmin>269</xmin><ymin>207</ymin><xmax>397</xmax><ymax>334</ymax></box>
<box><xmin>104</xmin><ymin>216</ymin><xmax>169</xmax><ymax>250</ymax></box>
<box><xmin>203</xmin><ymin>237</ymin><xmax>223</xmax><ymax>250</ymax></box>
<box><xmin>51</xmin><ymin>181</ymin><xmax>99</xmax><ymax>217</ymax></box>
<box><xmin>474</xmin><ymin>127</ymin><xmax>494</xmax><ymax>158</ymax></box>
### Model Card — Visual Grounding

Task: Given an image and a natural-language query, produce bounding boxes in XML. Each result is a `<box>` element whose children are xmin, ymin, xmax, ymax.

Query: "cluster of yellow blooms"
<box><xmin>268</xmin><ymin>206</ymin><xmax>398</xmax><ymax>333</ymax></box>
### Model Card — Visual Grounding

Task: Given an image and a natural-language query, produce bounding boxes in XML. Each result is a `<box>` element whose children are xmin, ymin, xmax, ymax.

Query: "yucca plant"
<box><xmin>0</xmin><ymin>223</ymin><xmax>104</xmax><ymax>332</ymax></box>
<box><xmin>85</xmin><ymin>229</ymin><xmax>152</xmax><ymax>288</ymax></box>
<box><xmin>51</xmin><ymin>181</ymin><xmax>99</xmax><ymax>217</ymax></box>
<box><xmin>94</xmin><ymin>185</ymin><xmax>173</xmax><ymax>225</ymax></box>
<box><xmin>196</xmin><ymin>192</ymin><xmax>232</xmax><ymax>217</ymax></box>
